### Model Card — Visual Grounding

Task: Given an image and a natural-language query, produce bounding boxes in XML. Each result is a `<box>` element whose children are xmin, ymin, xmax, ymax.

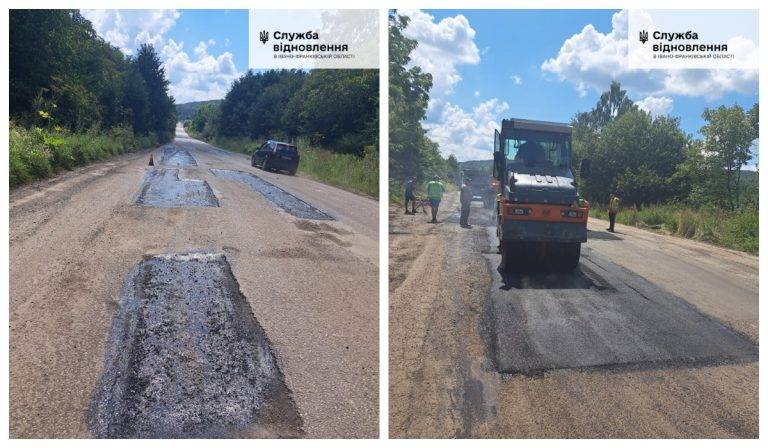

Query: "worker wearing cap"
<box><xmin>426</xmin><ymin>175</ymin><xmax>445</xmax><ymax>224</ymax></box>
<box><xmin>607</xmin><ymin>193</ymin><xmax>621</xmax><ymax>232</ymax></box>
<box><xmin>459</xmin><ymin>179</ymin><xmax>473</xmax><ymax>228</ymax></box>
<box><xmin>404</xmin><ymin>177</ymin><xmax>417</xmax><ymax>215</ymax></box>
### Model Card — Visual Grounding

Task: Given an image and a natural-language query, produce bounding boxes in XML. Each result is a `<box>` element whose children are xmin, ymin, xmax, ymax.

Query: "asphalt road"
<box><xmin>10</xmin><ymin>125</ymin><xmax>379</xmax><ymax>438</ymax></box>
<box><xmin>389</xmin><ymin>196</ymin><xmax>758</xmax><ymax>438</ymax></box>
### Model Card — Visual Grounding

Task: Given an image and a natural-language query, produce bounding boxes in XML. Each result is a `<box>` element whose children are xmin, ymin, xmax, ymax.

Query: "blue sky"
<box><xmin>81</xmin><ymin>9</ymin><xmax>249</xmax><ymax>103</ymax></box>
<box><xmin>400</xmin><ymin>9</ymin><xmax>758</xmax><ymax>165</ymax></box>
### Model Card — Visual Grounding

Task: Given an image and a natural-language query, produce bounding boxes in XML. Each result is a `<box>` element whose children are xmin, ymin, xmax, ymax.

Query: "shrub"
<box><xmin>9</xmin><ymin>122</ymin><xmax>158</xmax><ymax>187</ymax></box>
<box><xmin>677</xmin><ymin>210</ymin><xmax>697</xmax><ymax>238</ymax></box>
<box><xmin>723</xmin><ymin>209</ymin><xmax>758</xmax><ymax>253</ymax></box>
<box><xmin>589</xmin><ymin>202</ymin><xmax>757</xmax><ymax>254</ymax></box>
<box><xmin>9</xmin><ymin>125</ymin><xmax>53</xmax><ymax>183</ymax></box>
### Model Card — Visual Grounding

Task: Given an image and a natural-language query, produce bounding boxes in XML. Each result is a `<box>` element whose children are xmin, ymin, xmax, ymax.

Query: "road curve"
<box><xmin>10</xmin><ymin>125</ymin><xmax>379</xmax><ymax>438</ymax></box>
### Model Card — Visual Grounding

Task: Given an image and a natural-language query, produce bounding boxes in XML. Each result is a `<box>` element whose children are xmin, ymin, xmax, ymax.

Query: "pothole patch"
<box><xmin>135</xmin><ymin>169</ymin><xmax>219</xmax><ymax>208</ymax></box>
<box><xmin>487</xmin><ymin>249</ymin><xmax>758</xmax><ymax>374</ymax></box>
<box><xmin>211</xmin><ymin>169</ymin><xmax>333</xmax><ymax>220</ymax></box>
<box><xmin>87</xmin><ymin>251</ymin><xmax>303</xmax><ymax>438</ymax></box>
<box><xmin>160</xmin><ymin>146</ymin><xmax>198</xmax><ymax>166</ymax></box>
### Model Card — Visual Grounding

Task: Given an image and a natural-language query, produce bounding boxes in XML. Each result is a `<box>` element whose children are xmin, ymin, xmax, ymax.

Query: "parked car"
<box><xmin>251</xmin><ymin>140</ymin><xmax>299</xmax><ymax>175</ymax></box>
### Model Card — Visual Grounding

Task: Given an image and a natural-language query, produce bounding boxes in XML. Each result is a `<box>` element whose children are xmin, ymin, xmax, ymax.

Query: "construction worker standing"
<box><xmin>426</xmin><ymin>175</ymin><xmax>445</xmax><ymax>224</ymax></box>
<box><xmin>607</xmin><ymin>192</ymin><xmax>621</xmax><ymax>232</ymax></box>
<box><xmin>459</xmin><ymin>179</ymin><xmax>473</xmax><ymax>228</ymax></box>
<box><xmin>404</xmin><ymin>177</ymin><xmax>416</xmax><ymax>215</ymax></box>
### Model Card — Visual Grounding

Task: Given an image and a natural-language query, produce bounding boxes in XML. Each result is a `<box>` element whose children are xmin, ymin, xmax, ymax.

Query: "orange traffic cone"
<box><xmin>148</xmin><ymin>153</ymin><xmax>154</xmax><ymax>166</ymax></box>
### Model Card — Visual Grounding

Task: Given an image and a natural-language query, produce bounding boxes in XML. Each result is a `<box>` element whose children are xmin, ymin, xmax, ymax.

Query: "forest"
<box><xmin>185</xmin><ymin>69</ymin><xmax>379</xmax><ymax>196</ymax></box>
<box><xmin>9</xmin><ymin>10</ymin><xmax>176</xmax><ymax>187</ymax></box>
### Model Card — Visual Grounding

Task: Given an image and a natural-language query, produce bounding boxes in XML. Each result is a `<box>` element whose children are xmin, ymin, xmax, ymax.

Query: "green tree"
<box><xmin>291</xmin><ymin>70</ymin><xmax>379</xmax><ymax>154</ymax></box>
<box><xmin>188</xmin><ymin>103</ymin><xmax>220</xmax><ymax>140</ymax></box>
<box><xmin>573</xmin><ymin>83</ymin><xmax>688</xmax><ymax>206</ymax></box>
<box><xmin>388</xmin><ymin>11</ymin><xmax>447</xmax><ymax>183</ymax></box>
<box><xmin>9</xmin><ymin>10</ymin><xmax>76</xmax><ymax>121</ymax></box>
<box><xmin>123</xmin><ymin>67</ymin><xmax>150</xmax><ymax>135</ymax></box>
<box><xmin>590</xmin><ymin>81</ymin><xmax>636</xmax><ymax>129</ymax></box>
<box><xmin>135</xmin><ymin>44</ymin><xmax>176</xmax><ymax>141</ymax></box>
<box><xmin>217</xmin><ymin>69</ymin><xmax>306</xmax><ymax>139</ymax></box>
<box><xmin>698</xmin><ymin>104</ymin><xmax>759</xmax><ymax>210</ymax></box>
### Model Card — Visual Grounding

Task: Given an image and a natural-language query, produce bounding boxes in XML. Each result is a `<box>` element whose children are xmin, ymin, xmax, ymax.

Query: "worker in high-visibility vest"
<box><xmin>426</xmin><ymin>175</ymin><xmax>445</xmax><ymax>224</ymax></box>
<box><xmin>607</xmin><ymin>193</ymin><xmax>621</xmax><ymax>232</ymax></box>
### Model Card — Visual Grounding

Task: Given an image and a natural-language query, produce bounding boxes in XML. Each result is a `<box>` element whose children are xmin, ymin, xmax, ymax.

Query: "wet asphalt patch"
<box><xmin>87</xmin><ymin>252</ymin><xmax>303</xmax><ymax>438</ymax></box>
<box><xmin>210</xmin><ymin>169</ymin><xmax>333</xmax><ymax>220</ymax></box>
<box><xmin>485</xmin><ymin>245</ymin><xmax>758</xmax><ymax>375</ymax></box>
<box><xmin>135</xmin><ymin>169</ymin><xmax>219</xmax><ymax>208</ymax></box>
<box><xmin>160</xmin><ymin>146</ymin><xmax>198</xmax><ymax>166</ymax></box>
<box><xmin>499</xmin><ymin>266</ymin><xmax>605</xmax><ymax>290</ymax></box>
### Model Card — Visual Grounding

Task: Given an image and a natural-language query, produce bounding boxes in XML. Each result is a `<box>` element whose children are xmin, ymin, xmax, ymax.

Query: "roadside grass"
<box><xmin>389</xmin><ymin>179</ymin><xmax>405</xmax><ymax>204</ymax></box>
<box><xmin>9</xmin><ymin>122</ymin><xmax>159</xmax><ymax>188</ymax></box>
<box><xmin>590</xmin><ymin>202</ymin><xmax>758</xmax><ymax>255</ymax></box>
<box><xmin>186</xmin><ymin>128</ymin><xmax>379</xmax><ymax>198</ymax></box>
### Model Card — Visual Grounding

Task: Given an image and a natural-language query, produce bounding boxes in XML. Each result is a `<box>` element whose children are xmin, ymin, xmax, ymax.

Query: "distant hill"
<box><xmin>176</xmin><ymin>100</ymin><xmax>221</xmax><ymax>121</ymax></box>
<box><xmin>459</xmin><ymin>159</ymin><xmax>493</xmax><ymax>173</ymax></box>
<box><xmin>740</xmin><ymin>169</ymin><xmax>758</xmax><ymax>184</ymax></box>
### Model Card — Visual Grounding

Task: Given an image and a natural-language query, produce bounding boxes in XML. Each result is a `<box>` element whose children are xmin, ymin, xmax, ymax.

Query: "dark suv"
<box><xmin>251</xmin><ymin>140</ymin><xmax>299</xmax><ymax>175</ymax></box>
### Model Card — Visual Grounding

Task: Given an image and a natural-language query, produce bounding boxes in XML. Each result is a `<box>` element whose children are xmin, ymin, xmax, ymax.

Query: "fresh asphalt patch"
<box><xmin>160</xmin><ymin>146</ymin><xmax>198</xmax><ymax>167</ymax></box>
<box><xmin>445</xmin><ymin>204</ymin><xmax>496</xmax><ymax>227</ymax></box>
<box><xmin>135</xmin><ymin>168</ymin><xmax>219</xmax><ymax>208</ymax></box>
<box><xmin>210</xmin><ymin>169</ymin><xmax>333</xmax><ymax>220</ymax></box>
<box><xmin>484</xmin><ymin>245</ymin><xmax>758</xmax><ymax>375</ymax></box>
<box><xmin>87</xmin><ymin>251</ymin><xmax>303</xmax><ymax>438</ymax></box>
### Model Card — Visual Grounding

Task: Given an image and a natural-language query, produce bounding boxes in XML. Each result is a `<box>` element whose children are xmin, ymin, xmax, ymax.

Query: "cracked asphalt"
<box><xmin>10</xmin><ymin>125</ymin><xmax>379</xmax><ymax>438</ymax></box>
<box><xmin>389</xmin><ymin>196</ymin><xmax>758</xmax><ymax>438</ymax></box>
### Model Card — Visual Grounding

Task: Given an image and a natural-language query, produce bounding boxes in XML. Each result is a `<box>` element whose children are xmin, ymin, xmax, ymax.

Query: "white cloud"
<box><xmin>400</xmin><ymin>9</ymin><xmax>480</xmax><ymax>96</ymax></box>
<box><xmin>81</xmin><ymin>9</ymin><xmax>241</xmax><ymax>103</ymax></box>
<box><xmin>635</xmin><ymin>96</ymin><xmax>673</xmax><ymax>117</ymax></box>
<box><xmin>425</xmin><ymin>98</ymin><xmax>509</xmax><ymax>161</ymax></box>
<box><xmin>511</xmin><ymin>75</ymin><xmax>522</xmax><ymax>85</ymax></box>
<box><xmin>396</xmin><ymin>10</ymin><xmax>494</xmax><ymax>161</ymax></box>
<box><xmin>162</xmin><ymin>39</ymin><xmax>241</xmax><ymax>103</ymax></box>
<box><xmin>82</xmin><ymin>9</ymin><xmax>180</xmax><ymax>55</ymax></box>
<box><xmin>194</xmin><ymin>41</ymin><xmax>209</xmax><ymax>57</ymax></box>
<box><xmin>541</xmin><ymin>9</ymin><xmax>757</xmax><ymax>100</ymax></box>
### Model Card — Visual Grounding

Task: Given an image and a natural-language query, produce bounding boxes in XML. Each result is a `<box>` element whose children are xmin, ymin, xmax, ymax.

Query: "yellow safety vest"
<box><xmin>609</xmin><ymin>196</ymin><xmax>620</xmax><ymax>213</ymax></box>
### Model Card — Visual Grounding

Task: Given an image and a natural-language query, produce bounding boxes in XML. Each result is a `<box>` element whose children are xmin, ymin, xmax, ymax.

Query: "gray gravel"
<box><xmin>135</xmin><ymin>168</ymin><xmax>219</xmax><ymax>208</ymax></box>
<box><xmin>211</xmin><ymin>169</ymin><xmax>333</xmax><ymax>220</ymax></box>
<box><xmin>86</xmin><ymin>251</ymin><xmax>302</xmax><ymax>438</ymax></box>
<box><xmin>160</xmin><ymin>146</ymin><xmax>198</xmax><ymax>167</ymax></box>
